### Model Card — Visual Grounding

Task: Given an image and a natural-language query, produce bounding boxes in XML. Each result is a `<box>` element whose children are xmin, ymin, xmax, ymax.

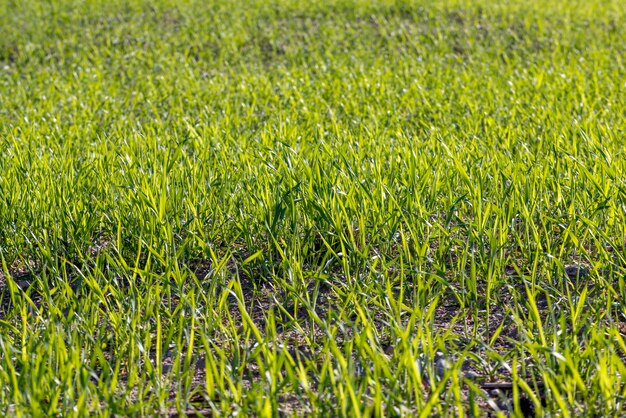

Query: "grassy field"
<box><xmin>1</xmin><ymin>0</ymin><xmax>626</xmax><ymax>416</ymax></box>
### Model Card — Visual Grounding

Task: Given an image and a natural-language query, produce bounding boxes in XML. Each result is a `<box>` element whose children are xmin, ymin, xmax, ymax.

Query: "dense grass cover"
<box><xmin>1</xmin><ymin>0</ymin><xmax>626</xmax><ymax>415</ymax></box>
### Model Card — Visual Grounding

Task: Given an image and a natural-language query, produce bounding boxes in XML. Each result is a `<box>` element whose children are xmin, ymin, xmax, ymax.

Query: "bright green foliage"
<box><xmin>1</xmin><ymin>0</ymin><xmax>626</xmax><ymax>416</ymax></box>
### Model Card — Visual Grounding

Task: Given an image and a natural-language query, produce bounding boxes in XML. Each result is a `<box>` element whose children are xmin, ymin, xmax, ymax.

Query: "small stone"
<box><xmin>434</xmin><ymin>352</ymin><xmax>451</xmax><ymax>380</ymax></box>
<box><xmin>354</xmin><ymin>360</ymin><xmax>367</xmax><ymax>377</ymax></box>
<box><xmin>488</xmin><ymin>389</ymin><xmax>510</xmax><ymax>411</ymax></box>
<box><xmin>564</xmin><ymin>264</ymin><xmax>589</xmax><ymax>279</ymax></box>
<box><xmin>416</xmin><ymin>351</ymin><xmax>453</xmax><ymax>382</ymax></box>
<box><xmin>464</xmin><ymin>370</ymin><xmax>480</xmax><ymax>380</ymax></box>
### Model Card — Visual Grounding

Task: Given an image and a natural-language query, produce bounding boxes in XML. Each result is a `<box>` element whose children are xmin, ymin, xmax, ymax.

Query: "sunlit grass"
<box><xmin>1</xmin><ymin>0</ymin><xmax>626</xmax><ymax>415</ymax></box>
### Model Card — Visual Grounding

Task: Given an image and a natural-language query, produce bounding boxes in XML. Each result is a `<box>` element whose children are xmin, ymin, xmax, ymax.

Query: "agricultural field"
<box><xmin>1</xmin><ymin>0</ymin><xmax>626</xmax><ymax>416</ymax></box>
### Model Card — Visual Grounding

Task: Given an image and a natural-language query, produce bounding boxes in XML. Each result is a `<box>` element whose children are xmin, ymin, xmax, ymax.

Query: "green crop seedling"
<box><xmin>0</xmin><ymin>0</ymin><xmax>625</xmax><ymax>416</ymax></box>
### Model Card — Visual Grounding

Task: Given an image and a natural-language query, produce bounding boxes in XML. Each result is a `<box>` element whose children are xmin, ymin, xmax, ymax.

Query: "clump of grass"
<box><xmin>1</xmin><ymin>0</ymin><xmax>626</xmax><ymax>415</ymax></box>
